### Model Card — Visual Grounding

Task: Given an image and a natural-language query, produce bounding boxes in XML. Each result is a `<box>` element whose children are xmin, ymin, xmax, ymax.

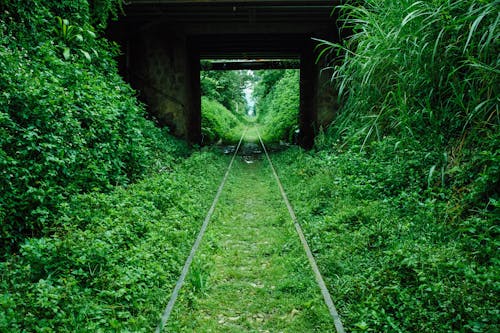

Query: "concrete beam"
<box><xmin>201</xmin><ymin>60</ymin><xmax>300</xmax><ymax>71</ymax></box>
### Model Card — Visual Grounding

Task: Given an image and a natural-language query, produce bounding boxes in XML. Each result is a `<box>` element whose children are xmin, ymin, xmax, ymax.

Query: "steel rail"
<box><xmin>155</xmin><ymin>129</ymin><xmax>247</xmax><ymax>333</ymax></box>
<box><xmin>257</xmin><ymin>129</ymin><xmax>345</xmax><ymax>333</ymax></box>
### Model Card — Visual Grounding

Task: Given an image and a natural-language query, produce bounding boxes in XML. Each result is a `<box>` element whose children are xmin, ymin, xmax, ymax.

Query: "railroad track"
<box><xmin>156</xmin><ymin>128</ymin><xmax>344</xmax><ymax>333</ymax></box>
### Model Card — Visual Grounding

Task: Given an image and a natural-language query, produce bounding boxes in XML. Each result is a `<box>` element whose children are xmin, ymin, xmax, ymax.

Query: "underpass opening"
<box><xmin>106</xmin><ymin>1</ymin><xmax>343</xmax><ymax>149</ymax></box>
<box><xmin>199</xmin><ymin>59</ymin><xmax>300</xmax><ymax>145</ymax></box>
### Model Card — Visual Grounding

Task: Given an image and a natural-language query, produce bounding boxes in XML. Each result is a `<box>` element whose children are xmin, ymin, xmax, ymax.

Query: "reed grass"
<box><xmin>318</xmin><ymin>0</ymin><xmax>499</xmax><ymax>152</ymax></box>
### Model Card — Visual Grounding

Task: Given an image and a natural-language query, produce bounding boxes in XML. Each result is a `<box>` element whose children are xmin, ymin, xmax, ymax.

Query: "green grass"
<box><xmin>272</xmin><ymin>146</ymin><xmax>499</xmax><ymax>332</ymax></box>
<box><xmin>166</xmin><ymin>140</ymin><xmax>334</xmax><ymax>332</ymax></box>
<box><xmin>319</xmin><ymin>0</ymin><xmax>498</xmax><ymax>149</ymax></box>
<box><xmin>0</xmin><ymin>152</ymin><xmax>229</xmax><ymax>332</ymax></box>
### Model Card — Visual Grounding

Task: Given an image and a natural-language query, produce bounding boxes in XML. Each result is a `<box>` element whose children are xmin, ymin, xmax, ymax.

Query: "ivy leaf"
<box><xmin>80</xmin><ymin>50</ymin><xmax>91</xmax><ymax>61</ymax></box>
<box><xmin>63</xmin><ymin>47</ymin><xmax>71</xmax><ymax>60</ymax></box>
<box><xmin>86</xmin><ymin>30</ymin><xmax>96</xmax><ymax>39</ymax></box>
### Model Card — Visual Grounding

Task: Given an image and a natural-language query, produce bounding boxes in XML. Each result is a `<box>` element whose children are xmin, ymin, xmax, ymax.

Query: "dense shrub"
<box><xmin>255</xmin><ymin>70</ymin><xmax>299</xmax><ymax>142</ymax></box>
<box><xmin>201</xmin><ymin>97</ymin><xmax>246</xmax><ymax>143</ymax></box>
<box><xmin>0</xmin><ymin>1</ymin><xmax>187</xmax><ymax>255</ymax></box>
<box><xmin>0</xmin><ymin>152</ymin><xmax>226</xmax><ymax>331</ymax></box>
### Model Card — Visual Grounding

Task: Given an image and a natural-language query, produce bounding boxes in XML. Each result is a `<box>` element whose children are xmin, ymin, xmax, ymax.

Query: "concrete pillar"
<box><xmin>124</xmin><ymin>26</ymin><xmax>192</xmax><ymax>139</ymax></box>
<box><xmin>186</xmin><ymin>43</ymin><xmax>202</xmax><ymax>144</ymax></box>
<box><xmin>298</xmin><ymin>38</ymin><xmax>317</xmax><ymax>149</ymax></box>
<box><xmin>315</xmin><ymin>44</ymin><xmax>339</xmax><ymax>130</ymax></box>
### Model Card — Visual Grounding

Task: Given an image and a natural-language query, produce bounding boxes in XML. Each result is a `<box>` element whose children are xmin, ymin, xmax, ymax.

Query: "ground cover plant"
<box><xmin>0</xmin><ymin>151</ymin><xmax>228</xmax><ymax>331</ymax></box>
<box><xmin>273</xmin><ymin>144</ymin><xmax>498</xmax><ymax>332</ymax></box>
<box><xmin>0</xmin><ymin>0</ymin><xmax>186</xmax><ymax>255</ymax></box>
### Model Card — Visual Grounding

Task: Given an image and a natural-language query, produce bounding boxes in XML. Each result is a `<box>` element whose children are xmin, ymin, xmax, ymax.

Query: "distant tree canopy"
<box><xmin>201</xmin><ymin>69</ymin><xmax>252</xmax><ymax>115</ymax></box>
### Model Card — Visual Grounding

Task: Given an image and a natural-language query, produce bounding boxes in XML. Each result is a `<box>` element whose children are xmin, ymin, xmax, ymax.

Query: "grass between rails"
<box><xmin>166</xmin><ymin>147</ymin><xmax>334</xmax><ymax>332</ymax></box>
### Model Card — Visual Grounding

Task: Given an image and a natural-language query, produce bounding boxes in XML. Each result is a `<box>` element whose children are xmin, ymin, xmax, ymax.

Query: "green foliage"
<box><xmin>201</xmin><ymin>97</ymin><xmax>246</xmax><ymax>143</ymax></box>
<box><xmin>200</xmin><ymin>70</ymin><xmax>252</xmax><ymax>143</ymax></box>
<box><xmin>201</xmin><ymin>70</ymin><xmax>249</xmax><ymax>115</ymax></box>
<box><xmin>310</xmin><ymin>2</ymin><xmax>499</xmax><ymax>328</ymax></box>
<box><xmin>0</xmin><ymin>1</ymin><xmax>188</xmax><ymax>255</ymax></box>
<box><xmin>316</xmin><ymin>0</ymin><xmax>499</xmax><ymax>218</ymax></box>
<box><xmin>274</xmin><ymin>145</ymin><xmax>499</xmax><ymax>332</ymax></box>
<box><xmin>199</xmin><ymin>68</ymin><xmax>299</xmax><ymax>144</ymax></box>
<box><xmin>255</xmin><ymin>70</ymin><xmax>300</xmax><ymax>142</ymax></box>
<box><xmin>253</xmin><ymin>70</ymin><xmax>286</xmax><ymax>102</ymax></box>
<box><xmin>319</xmin><ymin>0</ymin><xmax>498</xmax><ymax>149</ymax></box>
<box><xmin>0</xmin><ymin>152</ymin><xmax>226</xmax><ymax>331</ymax></box>
<box><xmin>87</xmin><ymin>0</ymin><xmax>124</xmax><ymax>29</ymax></box>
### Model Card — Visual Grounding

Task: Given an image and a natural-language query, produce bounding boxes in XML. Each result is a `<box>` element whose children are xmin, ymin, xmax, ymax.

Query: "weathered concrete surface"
<box><xmin>130</xmin><ymin>28</ymin><xmax>188</xmax><ymax>136</ymax></box>
<box><xmin>316</xmin><ymin>56</ymin><xmax>340</xmax><ymax>128</ymax></box>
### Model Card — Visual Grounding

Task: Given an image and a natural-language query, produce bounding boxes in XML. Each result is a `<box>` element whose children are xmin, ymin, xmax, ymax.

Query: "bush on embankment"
<box><xmin>255</xmin><ymin>69</ymin><xmax>300</xmax><ymax>142</ymax></box>
<box><xmin>318</xmin><ymin>0</ymin><xmax>499</xmax><ymax>211</ymax></box>
<box><xmin>0</xmin><ymin>0</ymin><xmax>187</xmax><ymax>256</ymax></box>
<box><xmin>200</xmin><ymin>70</ymin><xmax>250</xmax><ymax>144</ymax></box>
<box><xmin>201</xmin><ymin>97</ymin><xmax>246</xmax><ymax>143</ymax></box>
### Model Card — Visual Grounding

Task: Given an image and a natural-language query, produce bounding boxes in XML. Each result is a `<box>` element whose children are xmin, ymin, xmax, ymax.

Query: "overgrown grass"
<box><xmin>315</xmin><ymin>1</ymin><xmax>499</xmax><ymax>214</ymax></box>
<box><xmin>0</xmin><ymin>151</ymin><xmax>228</xmax><ymax>331</ymax></box>
<box><xmin>167</xmin><ymin>156</ymin><xmax>334</xmax><ymax>332</ymax></box>
<box><xmin>273</xmin><ymin>145</ymin><xmax>499</xmax><ymax>332</ymax></box>
<box><xmin>318</xmin><ymin>0</ymin><xmax>498</xmax><ymax>150</ymax></box>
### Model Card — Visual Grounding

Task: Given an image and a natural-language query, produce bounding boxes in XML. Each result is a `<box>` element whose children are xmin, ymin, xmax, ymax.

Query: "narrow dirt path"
<box><xmin>165</xmin><ymin>144</ymin><xmax>334</xmax><ymax>332</ymax></box>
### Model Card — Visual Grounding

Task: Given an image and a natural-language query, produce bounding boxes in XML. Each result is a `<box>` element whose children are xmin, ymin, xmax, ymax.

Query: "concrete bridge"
<box><xmin>107</xmin><ymin>0</ymin><xmax>343</xmax><ymax>147</ymax></box>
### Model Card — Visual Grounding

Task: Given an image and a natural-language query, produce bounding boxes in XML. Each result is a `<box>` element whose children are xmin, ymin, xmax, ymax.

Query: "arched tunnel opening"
<box><xmin>106</xmin><ymin>0</ymin><xmax>342</xmax><ymax>149</ymax></box>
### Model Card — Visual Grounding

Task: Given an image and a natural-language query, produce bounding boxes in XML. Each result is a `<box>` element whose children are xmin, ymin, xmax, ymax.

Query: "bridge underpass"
<box><xmin>107</xmin><ymin>0</ymin><xmax>343</xmax><ymax>148</ymax></box>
